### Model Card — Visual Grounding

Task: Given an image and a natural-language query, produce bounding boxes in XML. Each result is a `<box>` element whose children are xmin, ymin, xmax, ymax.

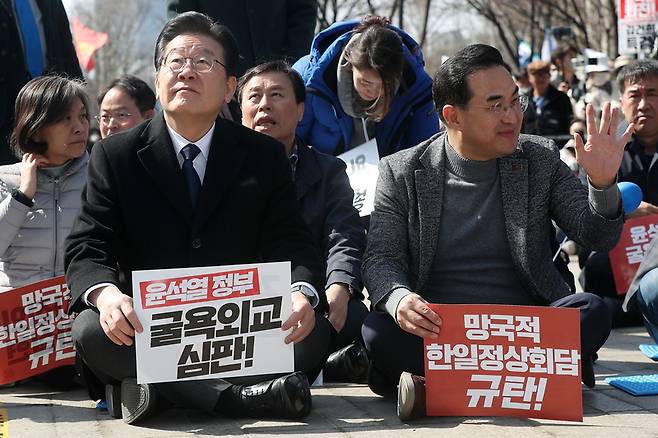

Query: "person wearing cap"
<box><xmin>575</xmin><ymin>54</ymin><xmax>615</xmax><ymax>120</ymax></box>
<box><xmin>522</xmin><ymin>60</ymin><xmax>574</xmax><ymax>145</ymax></box>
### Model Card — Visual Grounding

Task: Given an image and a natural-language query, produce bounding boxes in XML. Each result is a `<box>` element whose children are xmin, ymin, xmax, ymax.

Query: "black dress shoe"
<box><xmin>223</xmin><ymin>371</ymin><xmax>311</xmax><ymax>419</ymax></box>
<box><xmin>397</xmin><ymin>372</ymin><xmax>426</xmax><ymax>421</ymax></box>
<box><xmin>120</xmin><ymin>378</ymin><xmax>158</xmax><ymax>424</ymax></box>
<box><xmin>323</xmin><ymin>342</ymin><xmax>369</xmax><ymax>383</ymax></box>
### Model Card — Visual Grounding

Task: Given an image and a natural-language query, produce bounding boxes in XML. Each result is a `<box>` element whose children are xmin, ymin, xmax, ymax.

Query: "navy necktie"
<box><xmin>181</xmin><ymin>143</ymin><xmax>201</xmax><ymax>208</ymax></box>
<box><xmin>14</xmin><ymin>0</ymin><xmax>44</xmax><ymax>78</ymax></box>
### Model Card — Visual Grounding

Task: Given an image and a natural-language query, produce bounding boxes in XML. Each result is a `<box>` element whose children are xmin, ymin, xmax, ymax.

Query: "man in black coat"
<box><xmin>0</xmin><ymin>0</ymin><xmax>82</xmax><ymax>164</ymax></box>
<box><xmin>167</xmin><ymin>0</ymin><xmax>317</xmax><ymax>76</ymax></box>
<box><xmin>523</xmin><ymin>60</ymin><xmax>574</xmax><ymax>147</ymax></box>
<box><xmin>65</xmin><ymin>12</ymin><xmax>328</xmax><ymax>425</ymax></box>
<box><xmin>238</xmin><ymin>60</ymin><xmax>369</xmax><ymax>382</ymax></box>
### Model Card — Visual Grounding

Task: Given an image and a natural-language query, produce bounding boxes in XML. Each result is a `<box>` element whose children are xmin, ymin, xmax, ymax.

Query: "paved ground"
<box><xmin>3</xmin><ymin>258</ymin><xmax>658</xmax><ymax>437</ymax></box>
<box><xmin>1</xmin><ymin>326</ymin><xmax>658</xmax><ymax>438</ymax></box>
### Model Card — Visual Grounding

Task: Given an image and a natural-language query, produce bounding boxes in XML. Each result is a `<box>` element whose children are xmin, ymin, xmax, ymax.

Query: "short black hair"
<box><xmin>11</xmin><ymin>75</ymin><xmax>89</xmax><ymax>157</ymax></box>
<box><xmin>433</xmin><ymin>44</ymin><xmax>509</xmax><ymax>122</ymax></box>
<box><xmin>237</xmin><ymin>60</ymin><xmax>306</xmax><ymax>104</ymax></box>
<box><xmin>154</xmin><ymin>11</ymin><xmax>239</xmax><ymax>77</ymax></box>
<box><xmin>617</xmin><ymin>60</ymin><xmax>658</xmax><ymax>93</ymax></box>
<box><xmin>98</xmin><ymin>75</ymin><xmax>155</xmax><ymax>114</ymax></box>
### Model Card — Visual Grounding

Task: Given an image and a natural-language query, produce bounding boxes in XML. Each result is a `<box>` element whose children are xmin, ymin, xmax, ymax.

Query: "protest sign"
<box><xmin>0</xmin><ymin>276</ymin><xmax>75</xmax><ymax>385</ymax></box>
<box><xmin>133</xmin><ymin>262</ymin><xmax>294</xmax><ymax>384</ymax></box>
<box><xmin>424</xmin><ymin>304</ymin><xmax>582</xmax><ymax>422</ymax></box>
<box><xmin>609</xmin><ymin>214</ymin><xmax>658</xmax><ymax>295</ymax></box>
<box><xmin>618</xmin><ymin>0</ymin><xmax>658</xmax><ymax>54</ymax></box>
<box><xmin>338</xmin><ymin>138</ymin><xmax>379</xmax><ymax>217</ymax></box>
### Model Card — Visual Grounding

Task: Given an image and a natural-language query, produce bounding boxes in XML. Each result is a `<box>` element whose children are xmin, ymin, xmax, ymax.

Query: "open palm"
<box><xmin>574</xmin><ymin>102</ymin><xmax>634</xmax><ymax>188</ymax></box>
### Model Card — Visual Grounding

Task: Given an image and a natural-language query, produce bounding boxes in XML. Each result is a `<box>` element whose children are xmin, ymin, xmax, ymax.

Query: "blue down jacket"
<box><xmin>293</xmin><ymin>19</ymin><xmax>439</xmax><ymax>158</ymax></box>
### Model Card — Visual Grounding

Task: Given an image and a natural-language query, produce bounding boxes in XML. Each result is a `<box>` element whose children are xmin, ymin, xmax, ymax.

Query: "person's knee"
<box><xmin>71</xmin><ymin>309</ymin><xmax>103</xmax><ymax>352</ymax></box>
<box><xmin>579</xmin><ymin>293</ymin><xmax>612</xmax><ymax>324</ymax></box>
<box><xmin>294</xmin><ymin>314</ymin><xmax>331</xmax><ymax>372</ymax></box>
<box><xmin>361</xmin><ymin>312</ymin><xmax>395</xmax><ymax>359</ymax></box>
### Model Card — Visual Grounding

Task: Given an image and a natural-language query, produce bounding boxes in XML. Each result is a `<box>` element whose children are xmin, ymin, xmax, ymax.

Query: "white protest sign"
<box><xmin>618</xmin><ymin>0</ymin><xmax>658</xmax><ymax>54</ymax></box>
<box><xmin>132</xmin><ymin>261</ymin><xmax>294</xmax><ymax>384</ymax></box>
<box><xmin>338</xmin><ymin>138</ymin><xmax>380</xmax><ymax>217</ymax></box>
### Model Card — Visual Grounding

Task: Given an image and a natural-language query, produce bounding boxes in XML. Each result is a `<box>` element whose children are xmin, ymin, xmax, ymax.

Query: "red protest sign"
<box><xmin>0</xmin><ymin>276</ymin><xmax>75</xmax><ymax>385</ymax></box>
<box><xmin>139</xmin><ymin>267</ymin><xmax>261</xmax><ymax>309</ymax></box>
<box><xmin>609</xmin><ymin>214</ymin><xmax>658</xmax><ymax>295</ymax></box>
<box><xmin>424</xmin><ymin>304</ymin><xmax>582</xmax><ymax>422</ymax></box>
<box><xmin>619</xmin><ymin>0</ymin><xmax>658</xmax><ymax>23</ymax></box>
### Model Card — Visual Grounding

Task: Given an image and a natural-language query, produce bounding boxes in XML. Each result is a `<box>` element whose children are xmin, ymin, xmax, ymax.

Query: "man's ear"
<box><xmin>442</xmin><ymin>104</ymin><xmax>462</xmax><ymax>129</ymax></box>
<box><xmin>143</xmin><ymin>109</ymin><xmax>156</xmax><ymax>119</ymax></box>
<box><xmin>225</xmin><ymin>76</ymin><xmax>238</xmax><ymax>103</ymax></box>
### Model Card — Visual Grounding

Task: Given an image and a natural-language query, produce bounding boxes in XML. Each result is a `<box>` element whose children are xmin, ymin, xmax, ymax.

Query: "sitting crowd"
<box><xmin>2</xmin><ymin>9</ymin><xmax>658</xmax><ymax>427</ymax></box>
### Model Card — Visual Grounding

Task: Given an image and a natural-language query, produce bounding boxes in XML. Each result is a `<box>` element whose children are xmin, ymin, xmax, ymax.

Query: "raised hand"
<box><xmin>574</xmin><ymin>102</ymin><xmax>634</xmax><ymax>188</ymax></box>
<box><xmin>18</xmin><ymin>153</ymin><xmax>49</xmax><ymax>198</ymax></box>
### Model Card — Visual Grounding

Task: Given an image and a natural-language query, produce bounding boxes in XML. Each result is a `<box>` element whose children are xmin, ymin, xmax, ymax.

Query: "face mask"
<box><xmin>589</xmin><ymin>73</ymin><xmax>609</xmax><ymax>88</ymax></box>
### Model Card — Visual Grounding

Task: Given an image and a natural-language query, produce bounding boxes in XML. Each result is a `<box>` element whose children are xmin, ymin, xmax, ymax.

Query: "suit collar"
<box><xmin>193</xmin><ymin>118</ymin><xmax>249</xmax><ymax>229</ymax></box>
<box><xmin>136</xmin><ymin>114</ymin><xmax>250</xmax><ymax>229</ymax></box>
<box><xmin>294</xmin><ymin>138</ymin><xmax>322</xmax><ymax>200</ymax></box>
<box><xmin>415</xmin><ymin>134</ymin><xmax>445</xmax><ymax>291</ymax></box>
<box><xmin>498</xmin><ymin>154</ymin><xmax>529</xmax><ymax>273</ymax></box>
<box><xmin>137</xmin><ymin>113</ymin><xmax>194</xmax><ymax>225</ymax></box>
<box><xmin>166</xmin><ymin>121</ymin><xmax>215</xmax><ymax>161</ymax></box>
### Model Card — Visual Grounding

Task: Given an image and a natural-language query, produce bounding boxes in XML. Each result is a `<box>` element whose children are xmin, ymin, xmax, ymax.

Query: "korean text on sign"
<box><xmin>618</xmin><ymin>0</ymin><xmax>658</xmax><ymax>54</ymax></box>
<box><xmin>424</xmin><ymin>304</ymin><xmax>582</xmax><ymax>422</ymax></box>
<box><xmin>338</xmin><ymin>138</ymin><xmax>380</xmax><ymax>217</ymax></box>
<box><xmin>133</xmin><ymin>262</ymin><xmax>294</xmax><ymax>384</ymax></box>
<box><xmin>0</xmin><ymin>276</ymin><xmax>75</xmax><ymax>385</ymax></box>
<box><xmin>609</xmin><ymin>214</ymin><xmax>658</xmax><ymax>294</ymax></box>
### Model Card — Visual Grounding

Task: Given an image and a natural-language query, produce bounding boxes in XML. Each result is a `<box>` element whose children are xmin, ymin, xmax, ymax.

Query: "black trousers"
<box><xmin>328</xmin><ymin>298</ymin><xmax>369</xmax><ymax>353</ymax></box>
<box><xmin>73</xmin><ymin>308</ymin><xmax>331</xmax><ymax>412</ymax></box>
<box><xmin>362</xmin><ymin>293</ymin><xmax>612</xmax><ymax>388</ymax></box>
<box><xmin>582</xmin><ymin>251</ymin><xmax>643</xmax><ymax>326</ymax></box>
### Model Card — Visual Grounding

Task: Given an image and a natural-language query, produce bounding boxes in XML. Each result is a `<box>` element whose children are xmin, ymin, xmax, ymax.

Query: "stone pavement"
<box><xmin>1</xmin><ymin>326</ymin><xmax>658</xmax><ymax>438</ymax></box>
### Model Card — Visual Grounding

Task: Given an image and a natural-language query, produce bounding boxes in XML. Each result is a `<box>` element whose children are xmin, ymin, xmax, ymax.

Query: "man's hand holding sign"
<box><xmin>91</xmin><ymin>285</ymin><xmax>143</xmax><ymax>347</ymax></box>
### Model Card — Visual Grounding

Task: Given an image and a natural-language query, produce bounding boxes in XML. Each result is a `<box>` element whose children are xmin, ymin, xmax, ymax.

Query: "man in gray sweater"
<box><xmin>361</xmin><ymin>44</ymin><xmax>633</xmax><ymax>420</ymax></box>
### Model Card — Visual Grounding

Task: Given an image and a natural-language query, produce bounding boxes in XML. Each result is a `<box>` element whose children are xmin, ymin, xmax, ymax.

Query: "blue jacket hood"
<box><xmin>293</xmin><ymin>19</ymin><xmax>439</xmax><ymax>157</ymax></box>
<box><xmin>296</xmin><ymin>19</ymin><xmax>431</xmax><ymax>108</ymax></box>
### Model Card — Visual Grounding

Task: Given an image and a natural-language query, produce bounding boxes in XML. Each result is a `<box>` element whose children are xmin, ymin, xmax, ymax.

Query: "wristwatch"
<box><xmin>11</xmin><ymin>188</ymin><xmax>34</xmax><ymax>208</ymax></box>
<box><xmin>291</xmin><ymin>283</ymin><xmax>319</xmax><ymax>307</ymax></box>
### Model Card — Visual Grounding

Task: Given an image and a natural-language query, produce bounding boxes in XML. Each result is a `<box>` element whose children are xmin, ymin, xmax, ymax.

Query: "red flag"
<box><xmin>70</xmin><ymin>16</ymin><xmax>108</xmax><ymax>72</ymax></box>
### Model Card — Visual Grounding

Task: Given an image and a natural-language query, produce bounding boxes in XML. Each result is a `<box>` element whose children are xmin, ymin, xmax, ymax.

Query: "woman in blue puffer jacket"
<box><xmin>293</xmin><ymin>15</ymin><xmax>439</xmax><ymax>158</ymax></box>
